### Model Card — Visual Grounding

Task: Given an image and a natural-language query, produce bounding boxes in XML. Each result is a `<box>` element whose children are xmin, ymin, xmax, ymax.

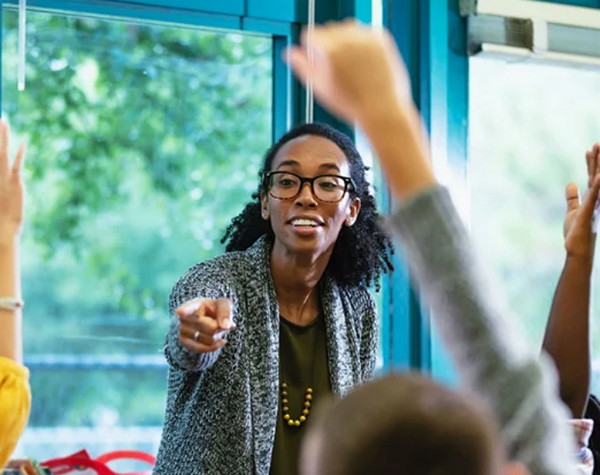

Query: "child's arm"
<box><xmin>543</xmin><ymin>144</ymin><xmax>600</xmax><ymax>418</ymax></box>
<box><xmin>0</xmin><ymin>237</ymin><xmax>22</xmax><ymax>362</ymax></box>
<box><xmin>287</xmin><ymin>22</ymin><xmax>578</xmax><ymax>475</ymax></box>
<box><xmin>0</xmin><ymin>119</ymin><xmax>31</xmax><ymax>469</ymax></box>
<box><xmin>0</xmin><ymin>120</ymin><xmax>26</xmax><ymax>363</ymax></box>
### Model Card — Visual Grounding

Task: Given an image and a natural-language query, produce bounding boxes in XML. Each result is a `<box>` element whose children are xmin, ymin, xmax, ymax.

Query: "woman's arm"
<box><xmin>164</xmin><ymin>262</ymin><xmax>236</xmax><ymax>372</ymax></box>
<box><xmin>358</xmin><ymin>291</ymin><xmax>379</xmax><ymax>382</ymax></box>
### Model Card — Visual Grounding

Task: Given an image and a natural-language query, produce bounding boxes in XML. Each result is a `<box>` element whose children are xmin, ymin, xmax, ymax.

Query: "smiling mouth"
<box><xmin>290</xmin><ymin>219</ymin><xmax>322</xmax><ymax>228</ymax></box>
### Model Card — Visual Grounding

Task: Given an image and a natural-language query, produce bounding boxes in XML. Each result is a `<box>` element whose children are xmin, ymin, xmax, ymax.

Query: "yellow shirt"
<box><xmin>0</xmin><ymin>356</ymin><xmax>31</xmax><ymax>469</ymax></box>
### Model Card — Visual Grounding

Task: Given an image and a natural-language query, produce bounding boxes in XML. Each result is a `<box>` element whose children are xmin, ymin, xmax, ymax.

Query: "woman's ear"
<box><xmin>345</xmin><ymin>198</ymin><xmax>361</xmax><ymax>227</ymax></box>
<box><xmin>261</xmin><ymin>192</ymin><xmax>270</xmax><ymax>220</ymax></box>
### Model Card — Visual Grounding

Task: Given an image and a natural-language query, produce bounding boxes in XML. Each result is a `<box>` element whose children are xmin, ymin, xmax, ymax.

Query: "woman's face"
<box><xmin>261</xmin><ymin>134</ymin><xmax>361</xmax><ymax>258</ymax></box>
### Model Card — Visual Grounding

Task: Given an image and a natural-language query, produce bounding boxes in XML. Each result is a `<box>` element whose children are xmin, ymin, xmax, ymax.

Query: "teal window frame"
<box><xmin>377</xmin><ymin>0</ymin><xmax>468</xmax><ymax>384</ymax></box>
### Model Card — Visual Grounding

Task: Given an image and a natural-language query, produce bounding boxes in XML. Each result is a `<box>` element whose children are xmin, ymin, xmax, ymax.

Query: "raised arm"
<box><xmin>543</xmin><ymin>143</ymin><xmax>600</xmax><ymax>418</ymax></box>
<box><xmin>286</xmin><ymin>22</ymin><xmax>577</xmax><ymax>475</ymax></box>
<box><xmin>0</xmin><ymin>119</ymin><xmax>32</xmax><ymax>470</ymax></box>
<box><xmin>0</xmin><ymin>120</ymin><xmax>26</xmax><ymax>363</ymax></box>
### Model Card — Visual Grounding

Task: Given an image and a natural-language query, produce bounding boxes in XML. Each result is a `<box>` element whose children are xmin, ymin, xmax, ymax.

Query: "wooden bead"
<box><xmin>280</xmin><ymin>383</ymin><xmax>314</xmax><ymax>428</ymax></box>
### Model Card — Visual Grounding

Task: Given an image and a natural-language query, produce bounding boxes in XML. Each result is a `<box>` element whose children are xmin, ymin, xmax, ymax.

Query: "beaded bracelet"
<box><xmin>0</xmin><ymin>297</ymin><xmax>24</xmax><ymax>310</ymax></box>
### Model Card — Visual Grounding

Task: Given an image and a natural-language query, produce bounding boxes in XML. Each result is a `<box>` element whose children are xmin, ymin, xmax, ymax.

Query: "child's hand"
<box><xmin>564</xmin><ymin>143</ymin><xmax>600</xmax><ymax>261</ymax></box>
<box><xmin>0</xmin><ymin>120</ymin><xmax>26</xmax><ymax>244</ymax></box>
<box><xmin>285</xmin><ymin>20</ymin><xmax>412</xmax><ymax>126</ymax></box>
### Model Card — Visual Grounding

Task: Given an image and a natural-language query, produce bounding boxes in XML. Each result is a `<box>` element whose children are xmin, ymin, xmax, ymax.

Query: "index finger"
<box><xmin>587</xmin><ymin>143</ymin><xmax>600</xmax><ymax>189</ymax></box>
<box><xmin>215</xmin><ymin>298</ymin><xmax>234</xmax><ymax>330</ymax></box>
<box><xmin>176</xmin><ymin>298</ymin><xmax>216</xmax><ymax>319</ymax></box>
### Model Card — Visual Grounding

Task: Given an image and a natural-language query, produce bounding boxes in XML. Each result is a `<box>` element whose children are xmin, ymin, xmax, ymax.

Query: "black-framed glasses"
<box><xmin>263</xmin><ymin>171</ymin><xmax>356</xmax><ymax>203</ymax></box>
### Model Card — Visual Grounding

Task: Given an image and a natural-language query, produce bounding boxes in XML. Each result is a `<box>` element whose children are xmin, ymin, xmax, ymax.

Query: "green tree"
<box><xmin>2</xmin><ymin>10</ymin><xmax>272</xmax><ymax>434</ymax></box>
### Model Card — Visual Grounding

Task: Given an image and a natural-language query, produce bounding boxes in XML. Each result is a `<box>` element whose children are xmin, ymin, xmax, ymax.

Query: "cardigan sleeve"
<box><xmin>0</xmin><ymin>357</ymin><xmax>31</xmax><ymax>469</ymax></box>
<box><xmin>165</xmin><ymin>258</ymin><xmax>239</xmax><ymax>373</ymax></box>
<box><xmin>385</xmin><ymin>184</ymin><xmax>577</xmax><ymax>475</ymax></box>
<box><xmin>359</xmin><ymin>290</ymin><xmax>379</xmax><ymax>382</ymax></box>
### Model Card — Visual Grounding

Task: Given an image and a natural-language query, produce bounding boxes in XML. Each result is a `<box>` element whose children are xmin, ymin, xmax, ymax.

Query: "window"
<box><xmin>3</xmin><ymin>8</ymin><xmax>272</xmax><ymax>460</ymax></box>
<box><xmin>468</xmin><ymin>57</ymin><xmax>600</xmax><ymax>391</ymax></box>
<box><xmin>355</xmin><ymin>128</ymin><xmax>387</xmax><ymax>371</ymax></box>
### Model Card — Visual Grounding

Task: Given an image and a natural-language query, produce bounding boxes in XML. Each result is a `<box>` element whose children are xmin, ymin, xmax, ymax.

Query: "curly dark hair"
<box><xmin>221</xmin><ymin>122</ymin><xmax>394</xmax><ymax>290</ymax></box>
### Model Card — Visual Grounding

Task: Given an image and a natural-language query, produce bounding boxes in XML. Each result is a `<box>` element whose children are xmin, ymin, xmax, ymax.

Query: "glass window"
<box><xmin>3</xmin><ymin>9</ymin><xmax>272</xmax><ymax>460</ymax></box>
<box><xmin>468</xmin><ymin>57</ymin><xmax>600</xmax><ymax>391</ymax></box>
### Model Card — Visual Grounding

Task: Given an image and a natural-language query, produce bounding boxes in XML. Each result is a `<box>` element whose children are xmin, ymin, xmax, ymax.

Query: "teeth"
<box><xmin>292</xmin><ymin>219</ymin><xmax>319</xmax><ymax>227</ymax></box>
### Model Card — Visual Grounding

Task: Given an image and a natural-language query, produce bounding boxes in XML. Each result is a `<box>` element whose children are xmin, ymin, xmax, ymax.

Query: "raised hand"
<box><xmin>564</xmin><ymin>143</ymin><xmax>600</xmax><ymax>261</ymax></box>
<box><xmin>284</xmin><ymin>20</ymin><xmax>412</xmax><ymax>126</ymax></box>
<box><xmin>0</xmin><ymin>120</ymin><xmax>26</xmax><ymax>242</ymax></box>
<box><xmin>177</xmin><ymin>298</ymin><xmax>236</xmax><ymax>354</ymax></box>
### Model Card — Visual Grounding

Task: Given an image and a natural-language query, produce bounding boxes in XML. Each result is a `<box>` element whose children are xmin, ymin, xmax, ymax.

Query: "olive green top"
<box><xmin>269</xmin><ymin>314</ymin><xmax>331</xmax><ymax>475</ymax></box>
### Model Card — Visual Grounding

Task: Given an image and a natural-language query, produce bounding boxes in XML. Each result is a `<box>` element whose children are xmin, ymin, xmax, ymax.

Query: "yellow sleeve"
<box><xmin>0</xmin><ymin>356</ymin><xmax>31</xmax><ymax>469</ymax></box>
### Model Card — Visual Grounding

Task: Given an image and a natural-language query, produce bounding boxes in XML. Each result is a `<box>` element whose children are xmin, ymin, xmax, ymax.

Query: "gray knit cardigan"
<box><xmin>152</xmin><ymin>236</ymin><xmax>378</xmax><ymax>475</ymax></box>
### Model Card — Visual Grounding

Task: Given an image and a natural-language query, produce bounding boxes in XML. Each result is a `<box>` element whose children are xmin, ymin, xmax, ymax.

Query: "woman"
<box><xmin>153</xmin><ymin>122</ymin><xmax>394</xmax><ymax>475</ymax></box>
<box><xmin>0</xmin><ymin>119</ymin><xmax>31</xmax><ymax>468</ymax></box>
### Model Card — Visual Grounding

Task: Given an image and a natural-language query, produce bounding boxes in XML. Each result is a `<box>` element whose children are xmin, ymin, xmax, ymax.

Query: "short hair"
<box><xmin>302</xmin><ymin>373</ymin><xmax>501</xmax><ymax>475</ymax></box>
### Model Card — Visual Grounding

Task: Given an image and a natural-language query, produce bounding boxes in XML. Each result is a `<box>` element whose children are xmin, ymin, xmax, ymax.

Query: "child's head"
<box><xmin>301</xmin><ymin>373</ymin><xmax>529</xmax><ymax>475</ymax></box>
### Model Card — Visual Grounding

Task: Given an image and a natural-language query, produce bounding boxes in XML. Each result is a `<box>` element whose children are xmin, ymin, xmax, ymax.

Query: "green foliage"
<box><xmin>2</xmin><ymin>10</ymin><xmax>272</xmax><ymax>431</ymax></box>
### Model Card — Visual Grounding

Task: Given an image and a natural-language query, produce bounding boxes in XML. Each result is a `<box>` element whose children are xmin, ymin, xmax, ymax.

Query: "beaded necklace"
<box><xmin>279</xmin><ymin>316</ymin><xmax>320</xmax><ymax>428</ymax></box>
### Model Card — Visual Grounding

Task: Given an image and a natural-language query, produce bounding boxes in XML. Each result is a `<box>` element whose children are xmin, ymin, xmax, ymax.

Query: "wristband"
<box><xmin>0</xmin><ymin>297</ymin><xmax>24</xmax><ymax>310</ymax></box>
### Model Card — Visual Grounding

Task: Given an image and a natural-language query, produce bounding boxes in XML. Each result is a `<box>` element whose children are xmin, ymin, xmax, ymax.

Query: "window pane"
<box><xmin>469</xmin><ymin>58</ymin><xmax>600</xmax><ymax>391</ymax></box>
<box><xmin>2</xmin><ymin>9</ymin><xmax>272</xmax><ymax>461</ymax></box>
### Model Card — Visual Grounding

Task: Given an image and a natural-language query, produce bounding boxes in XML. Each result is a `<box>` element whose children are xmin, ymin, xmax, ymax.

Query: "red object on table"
<box><xmin>41</xmin><ymin>450</ymin><xmax>155</xmax><ymax>475</ymax></box>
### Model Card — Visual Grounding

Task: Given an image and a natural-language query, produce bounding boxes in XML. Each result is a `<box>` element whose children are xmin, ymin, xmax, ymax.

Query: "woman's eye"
<box><xmin>319</xmin><ymin>181</ymin><xmax>340</xmax><ymax>190</ymax></box>
<box><xmin>278</xmin><ymin>179</ymin><xmax>296</xmax><ymax>187</ymax></box>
